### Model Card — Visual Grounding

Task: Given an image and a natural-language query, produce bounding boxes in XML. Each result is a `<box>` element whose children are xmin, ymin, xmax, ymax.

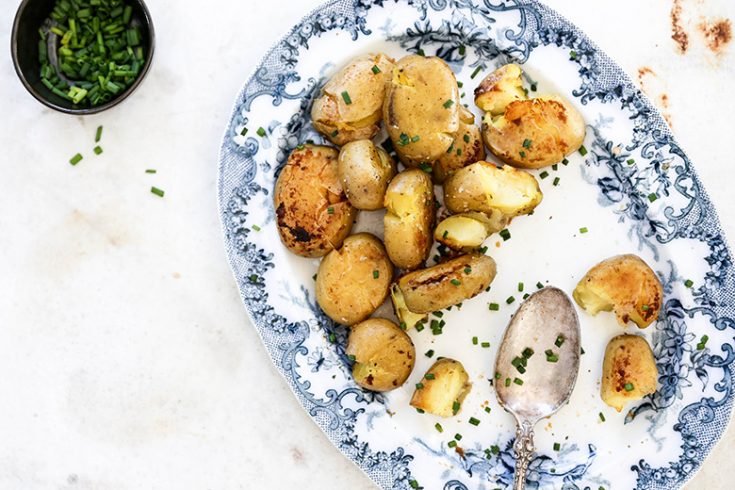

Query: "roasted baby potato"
<box><xmin>433</xmin><ymin>106</ymin><xmax>485</xmax><ymax>184</ymax></box>
<box><xmin>474</xmin><ymin>63</ymin><xmax>526</xmax><ymax>116</ymax></box>
<box><xmin>396</xmin><ymin>254</ymin><xmax>497</xmax><ymax>314</ymax></box>
<box><xmin>347</xmin><ymin>318</ymin><xmax>415</xmax><ymax>392</ymax></box>
<box><xmin>316</xmin><ymin>233</ymin><xmax>393</xmax><ymax>325</ymax></box>
<box><xmin>443</xmin><ymin>161</ymin><xmax>543</xmax><ymax>217</ymax></box>
<box><xmin>384</xmin><ymin>55</ymin><xmax>460</xmax><ymax>168</ymax></box>
<box><xmin>275</xmin><ymin>145</ymin><xmax>356</xmax><ymax>257</ymax></box>
<box><xmin>390</xmin><ymin>284</ymin><xmax>428</xmax><ymax>330</ymax></box>
<box><xmin>338</xmin><ymin>140</ymin><xmax>397</xmax><ymax>210</ymax></box>
<box><xmin>311</xmin><ymin>53</ymin><xmax>395</xmax><ymax>146</ymax></box>
<box><xmin>434</xmin><ymin>212</ymin><xmax>509</xmax><ymax>251</ymax></box>
<box><xmin>573</xmin><ymin>254</ymin><xmax>663</xmax><ymax>329</ymax></box>
<box><xmin>601</xmin><ymin>335</ymin><xmax>658</xmax><ymax>412</ymax></box>
<box><xmin>383</xmin><ymin>169</ymin><xmax>435</xmax><ymax>270</ymax></box>
<box><xmin>410</xmin><ymin>358</ymin><xmax>472</xmax><ymax>417</ymax></box>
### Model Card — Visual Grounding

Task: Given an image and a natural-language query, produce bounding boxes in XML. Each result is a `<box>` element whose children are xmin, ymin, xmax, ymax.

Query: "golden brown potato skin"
<box><xmin>601</xmin><ymin>335</ymin><xmax>658</xmax><ymax>412</ymax></box>
<box><xmin>384</xmin><ymin>55</ymin><xmax>460</xmax><ymax>168</ymax></box>
<box><xmin>474</xmin><ymin>63</ymin><xmax>526</xmax><ymax>116</ymax></box>
<box><xmin>433</xmin><ymin>107</ymin><xmax>485</xmax><ymax>184</ymax></box>
<box><xmin>311</xmin><ymin>53</ymin><xmax>395</xmax><ymax>146</ymax></box>
<box><xmin>338</xmin><ymin>140</ymin><xmax>396</xmax><ymax>210</ymax></box>
<box><xmin>482</xmin><ymin>95</ymin><xmax>586</xmax><ymax>169</ymax></box>
<box><xmin>443</xmin><ymin>161</ymin><xmax>543</xmax><ymax>217</ymax></box>
<box><xmin>347</xmin><ymin>318</ymin><xmax>415</xmax><ymax>392</ymax></box>
<box><xmin>410</xmin><ymin>358</ymin><xmax>471</xmax><ymax>417</ymax></box>
<box><xmin>275</xmin><ymin>145</ymin><xmax>356</xmax><ymax>257</ymax></box>
<box><xmin>573</xmin><ymin>254</ymin><xmax>663</xmax><ymax>328</ymax></box>
<box><xmin>316</xmin><ymin>233</ymin><xmax>393</xmax><ymax>325</ymax></box>
<box><xmin>383</xmin><ymin>169</ymin><xmax>436</xmax><ymax>270</ymax></box>
<box><xmin>397</xmin><ymin>254</ymin><xmax>497</xmax><ymax>314</ymax></box>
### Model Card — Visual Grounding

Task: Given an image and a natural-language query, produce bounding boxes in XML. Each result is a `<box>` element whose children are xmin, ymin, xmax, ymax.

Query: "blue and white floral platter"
<box><xmin>218</xmin><ymin>1</ymin><xmax>735</xmax><ymax>488</ymax></box>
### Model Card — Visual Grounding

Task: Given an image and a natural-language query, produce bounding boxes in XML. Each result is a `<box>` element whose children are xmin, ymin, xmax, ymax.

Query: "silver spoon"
<box><xmin>494</xmin><ymin>287</ymin><xmax>581</xmax><ymax>490</ymax></box>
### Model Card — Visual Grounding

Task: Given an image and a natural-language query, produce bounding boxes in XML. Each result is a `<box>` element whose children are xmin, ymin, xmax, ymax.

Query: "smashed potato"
<box><xmin>347</xmin><ymin>318</ymin><xmax>415</xmax><ymax>392</ymax></box>
<box><xmin>383</xmin><ymin>169</ymin><xmax>435</xmax><ymax>270</ymax></box>
<box><xmin>443</xmin><ymin>161</ymin><xmax>543</xmax><ymax>217</ymax></box>
<box><xmin>311</xmin><ymin>53</ymin><xmax>395</xmax><ymax>145</ymax></box>
<box><xmin>316</xmin><ymin>233</ymin><xmax>393</xmax><ymax>326</ymax></box>
<box><xmin>573</xmin><ymin>254</ymin><xmax>663</xmax><ymax>329</ymax></box>
<box><xmin>434</xmin><ymin>212</ymin><xmax>509</xmax><ymax>251</ymax></box>
<box><xmin>397</xmin><ymin>254</ymin><xmax>497</xmax><ymax>314</ymax></box>
<box><xmin>275</xmin><ymin>145</ymin><xmax>356</xmax><ymax>257</ymax></box>
<box><xmin>601</xmin><ymin>335</ymin><xmax>658</xmax><ymax>412</ymax></box>
<box><xmin>410</xmin><ymin>358</ymin><xmax>472</xmax><ymax>417</ymax></box>
<box><xmin>474</xmin><ymin>63</ymin><xmax>526</xmax><ymax>116</ymax></box>
<box><xmin>390</xmin><ymin>284</ymin><xmax>428</xmax><ymax>330</ymax></box>
<box><xmin>338</xmin><ymin>140</ymin><xmax>396</xmax><ymax>210</ymax></box>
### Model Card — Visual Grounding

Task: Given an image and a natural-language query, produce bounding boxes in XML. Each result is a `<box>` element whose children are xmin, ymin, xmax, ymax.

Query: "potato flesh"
<box><xmin>384</xmin><ymin>55</ymin><xmax>460</xmax><ymax>167</ymax></box>
<box><xmin>410</xmin><ymin>358</ymin><xmax>471</xmax><ymax>417</ymax></box>
<box><xmin>275</xmin><ymin>145</ymin><xmax>356</xmax><ymax>257</ymax></box>
<box><xmin>601</xmin><ymin>335</ymin><xmax>657</xmax><ymax>412</ymax></box>
<box><xmin>573</xmin><ymin>254</ymin><xmax>663</xmax><ymax>328</ymax></box>
<box><xmin>474</xmin><ymin>63</ymin><xmax>526</xmax><ymax>116</ymax></box>
<box><xmin>443</xmin><ymin>161</ymin><xmax>543</xmax><ymax>217</ymax></box>
<box><xmin>390</xmin><ymin>284</ymin><xmax>428</xmax><ymax>330</ymax></box>
<box><xmin>347</xmin><ymin>318</ymin><xmax>416</xmax><ymax>392</ymax></box>
<box><xmin>316</xmin><ymin>233</ymin><xmax>393</xmax><ymax>326</ymax></box>
<box><xmin>338</xmin><ymin>140</ymin><xmax>396</xmax><ymax>210</ymax></box>
<box><xmin>397</xmin><ymin>254</ymin><xmax>497</xmax><ymax>314</ymax></box>
<box><xmin>311</xmin><ymin>53</ymin><xmax>396</xmax><ymax>145</ymax></box>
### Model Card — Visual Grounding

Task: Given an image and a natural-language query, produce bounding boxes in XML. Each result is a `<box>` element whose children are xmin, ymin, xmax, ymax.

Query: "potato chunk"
<box><xmin>573</xmin><ymin>254</ymin><xmax>663</xmax><ymax>328</ymax></box>
<box><xmin>410</xmin><ymin>358</ymin><xmax>472</xmax><ymax>417</ymax></box>
<box><xmin>338</xmin><ymin>140</ymin><xmax>396</xmax><ymax>210</ymax></box>
<box><xmin>474</xmin><ymin>63</ymin><xmax>526</xmax><ymax>116</ymax></box>
<box><xmin>601</xmin><ymin>335</ymin><xmax>658</xmax><ymax>412</ymax></box>
<box><xmin>434</xmin><ymin>212</ymin><xmax>509</xmax><ymax>251</ymax></box>
<box><xmin>390</xmin><ymin>284</ymin><xmax>428</xmax><ymax>330</ymax></box>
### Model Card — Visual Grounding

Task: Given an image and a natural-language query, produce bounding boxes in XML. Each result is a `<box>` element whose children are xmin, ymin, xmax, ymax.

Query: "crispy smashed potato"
<box><xmin>443</xmin><ymin>161</ymin><xmax>543</xmax><ymax>217</ymax></box>
<box><xmin>311</xmin><ymin>53</ymin><xmax>395</xmax><ymax>145</ymax></box>
<box><xmin>338</xmin><ymin>140</ymin><xmax>396</xmax><ymax>210</ymax></box>
<box><xmin>434</xmin><ymin>212</ymin><xmax>509</xmax><ymax>251</ymax></box>
<box><xmin>390</xmin><ymin>284</ymin><xmax>428</xmax><ymax>330</ymax></box>
<box><xmin>383</xmin><ymin>169</ymin><xmax>435</xmax><ymax>270</ymax></box>
<box><xmin>347</xmin><ymin>318</ymin><xmax>415</xmax><ymax>392</ymax></box>
<box><xmin>275</xmin><ymin>145</ymin><xmax>356</xmax><ymax>257</ymax></box>
<box><xmin>396</xmin><ymin>254</ymin><xmax>497</xmax><ymax>314</ymax></box>
<box><xmin>384</xmin><ymin>55</ymin><xmax>460</xmax><ymax>168</ymax></box>
<box><xmin>316</xmin><ymin>233</ymin><xmax>393</xmax><ymax>325</ymax></box>
<box><xmin>573</xmin><ymin>254</ymin><xmax>663</xmax><ymax>329</ymax></box>
<box><xmin>474</xmin><ymin>63</ymin><xmax>526</xmax><ymax>116</ymax></box>
<box><xmin>410</xmin><ymin>358</ymin><xmax>472</xmax><ymax>417</ymax></box>
<box><xmin>433</xmin><ymin>106</ymin><xmax>485</xmax><ymax>184</ymax></box>
<box><xmin>601</xmin><ymin>335</ymin><xmax>658</xmax><ymax>412</ymax></box>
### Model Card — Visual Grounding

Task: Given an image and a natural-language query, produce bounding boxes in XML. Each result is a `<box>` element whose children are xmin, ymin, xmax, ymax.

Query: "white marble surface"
<box><xmin>1</xmin><ymin>0</ymin><xmax>733</xmax><ymax>488</ymax></box>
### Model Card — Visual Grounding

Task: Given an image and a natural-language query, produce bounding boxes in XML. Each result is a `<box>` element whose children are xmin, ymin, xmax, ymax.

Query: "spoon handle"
<box><xmin>513</xmin><ymin>419</ymin><xmax>535</xmax><ymax>490</ymax></box>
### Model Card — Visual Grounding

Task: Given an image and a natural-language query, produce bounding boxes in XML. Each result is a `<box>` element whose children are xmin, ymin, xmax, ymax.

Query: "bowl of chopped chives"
<box><xmin>11</xmin><ymin>0</ymin><xmax>154</xmax><ymax>114</ymax></box>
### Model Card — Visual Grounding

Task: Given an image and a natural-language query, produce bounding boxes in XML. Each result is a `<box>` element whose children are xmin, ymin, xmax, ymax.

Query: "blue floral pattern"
<box><xmin>218</xmin><ymin>1</ymin><xmax>734</xmax><ymax>489</ymax></box>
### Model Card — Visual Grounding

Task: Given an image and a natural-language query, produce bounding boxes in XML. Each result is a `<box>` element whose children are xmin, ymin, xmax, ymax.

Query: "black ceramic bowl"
<box><xmin>11</xmin><ymin>0</ymin><xmax>155</xmax><ymax>115</ymax></box>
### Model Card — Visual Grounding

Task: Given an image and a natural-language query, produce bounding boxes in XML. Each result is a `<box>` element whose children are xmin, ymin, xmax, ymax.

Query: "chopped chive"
<box><xmin>641</xmin><ymin>304</ymin><xmax>650</xmax><ymax>311</ymax></box>
<box><xmin>555</xmin><ymin>335</ymin><xmax>565</xmax><ymax>347</ymax></box>
<box><xmin>341</xmin><ymin>91</ymin><xmax>352</xmax><ymax>105</ymax></box>
<box><xmin>151</xmin><ymin>187</ymin><xmax>165</xmax><ymax>198</ymax></box>
<box><xmin>419</xmin><ymin>163</ymin><xmax>433</xmax><ymax>173</ymax></box>
<box><xmin>579</xmin><ymin>227</ymin><xmax>589</xmax><ymax>234</ymax></box>
<box><xmin>464</xmin><ymin>267</ymin><xmax>472</xmax><ymax>274</ymax></box>
<box><xmin>537</xmin><ymin>282</ymin><xmax>544</xmax><ymax>289</ymax></box>
<box><xmin>522</xmin><ymin>348</ymin><xmax>534</xmax><ymax>358</ymax></box>
<box><xmin>697</xmin><ymin>335</ymin><xmax>709</xmax><ymax>350</ymax></box>
<box><xmin>489</xmin><ymin>303</ymin><xmax>499</xmax><ymax>311</ymax></box>
<box><xmin>411</xmin><ymin>135</ymin><xmax>421</xmax><ymax>143</ymax></box>
<box><xmin>553</xmin><ymin>177</ymin><xmax>560</xmax><ymax>186</ymax></box>
<box><xmin>296</xmin><ymin>144</ymin><xmax>305</xmax><ymax>151</ymax></box>
<box><xmin>523</xmin><ymin>293</ymin><xmax>530</xmax><ymax>299</ymax></box>
<box><xmin>409</xmin><ymin>480</ymin><xmax>420</xmax><ymax>489</ymax></box>
<box><xmin>627</xmin><ymin>158</ymin><xmax>636</xmax><ymax>165</ymax></box>
<box><xmin>684</xmin><ymin>279</ymin><xmax>694</xmax><ymax>288</ymax></box>
<box><xmin>347</xmin><ymin>354</ymin><xmax>356</xmax><ymax>361</ymax></box>
<box><xmin>433</xmin><ymin>311</ymin><xmax>444</xmax><ymax>318</ymax></box>
<box><xmin>413</xmin><ymin>322</ymin><xmax>422</xmax><ymax>331</ymax></box>
<box><xmin>452</xmin><ymin>401</ymin><xmax>460</xmax><ymax>414</ymax></box>
<box><xmin>257</xmin><ymin>127</ymin><xmax>266</xmax><ymax>137</ymax></box>
<box><xmin>415</xmin><ymin>408</ymin><xmax>424</xmax><ymax>414</ymax></box>
<box><xmin>448</xmin><ymin>440</ymin><xmax>457</xmax><ymax>448</ymax></box>
<box><xmin>457</xmin><ymin>81</ymin><xmax>464</xmax><ymax>88</ymax></box>
<box><xmin>425</xmin><ymin>349</ymin><xmax>435</xmax><ymax>358</ymax></box>
<box><xmin>471</xmin><ymin>66</ymin><xmax>483</xmax><ymax>79</ymax></box>
<box><xmin>506</xmin><ymin>296</ymin><xmax>515</xmax><ymax>305</ymax></box>
<box><xmin>500</xmin><ymin>229</ymin><xmax>511</xmax><ymax>241</ymax></box>
<box><xmin>624</xmin><ymin>383</ymin><xmax>635</xmax><ymax>392</ymax></box>
<box><xmin>552</xmin><ymin>164</ymin><xmax>558</xmax><ymax>171</ymax></box>
<box><xmin>472</xmin><ymin>336</ymin><xmax>478</xmax><ymax>345</ymax></box>
<box><xmin>425</xmin><ymin>373</ymin><xmax>435</xmax><ymax>380</ymax></box>
<box><xmin>505</xmin><ymin>378</ymin><xmax>511</xmax><ymax>387</ymax></box>
<box><xmin>435</xmin><ymin>423</ymin><xmax>443</xmax><ymax>433</ymax></box>
<box><xmin>463</xmin><ymin>134</ymin><xmax>470</xmax><ymax>143</ymax></box>
<box><xmin>519</xmin><ymin>150</ymin><xmax>526</xmax><ymax>159</ymax></box>
<box><xmin>451</xmin><ymin>279</ymin><xmax>462</xmax><ymax>286</ymax></box>
<box><xmin>454</xmin><ymin>433</ymin><xmax>462</xmax><ymax>441</ymax></box>
<box><xmin>145</xmin><ymin>169</ymin><xmax>157</xmax><ymax>174</ymax></box>
<box><xmin>491</xmin><ymin>445</ymin><xmax>500</xmax><ymax>455</ymax></box>
<box><xmin>522</xmin><ymin>139</ymin><xmax>532</xmax><ymax>149</ymax></box>
<box><xmin>469</xmin><ymin>417</ymin><xmax>480</xmax><ymax>426</ymax></box>
<box><xmin>648</xmin><ymin>193</ymin><xmax>658</xmax><ymax>203</ymax></box>
<box><xmin>579</xmin><ymin>145</ymin><xmax>588</xmax><ymax>156</ymax></box>
<box><xmin>442</xmin><ymin>230</ymin><xmax>449</xmax><ymax>239</ymax></box>
<box><xmin>331</xmin><ymin>129</ymin><xmax>339</xmax><ymax>137</ymax></box>
<box><xmin>546</xmin><ymin>353</ymin><xmax>559</xmax><ymax>363</ymax></box>
<box><xmin>240</xmin><ymin>127</ymin><xmax>249</xmax><ymax>136</ymax></box>
<box><xmin>415</xmin><ymin>382</ymin><xmax>424</xmax><ymax>390</ymax></box>
<box><xmin>479</xmin><ymin>246</ymin><xmax>488</xmax><ymax>254</ymax></box>
<box><xmin>252</xmin><ymin>224</ymin><xmax>261</xmax><ymax>232</ymax></box>
<box><xmin>481</xmin><ymin>342</ymin><xmax>490</xmax><ymax>348</ymax></box>
<box><xmin>95</xmin><ymin>125</ymin><xmax>103</xmax><ymax>142</ymax></box>
<box><xmin>93</xmin><ymin>145</ymin><xmax>103</xmax><ymax>155</ymax></box>
<box><xmin>249</xmin><ymin>274</ymin><xmax>259</xmax><ymax>284</ymax></box>
<box><xmin>69</xmin><ymin>153</ymin><xmax>83</xmax><ymax>165</ymax></box>
<box><xmin>540</xmin><ymin>171</ymin><xmax>549</xmax><ymax>179</ymax></box>
<box><xmin>562</xmin><ymin>158</ymin><xmax>569</xmax><ymax>165</ymax></box>
<box><xmin>327</xmin><ymin>207</ymin><xmax>334</xmax><ymax>215</ymax></box>
<box><xmin>495</xmin><ymin>372</ymin><xmax>501</xmax><ymax>379</ymax></box>
<box><xmin>456</xmin><ymin>148</ymin><xmax>462</xmax><ymax>156</ymax></box>
<box><xmin>373</xmin><ymin>270</ymin><xmax>379</xmax><ymax>279</ymax></box>
<box><xmin>553</xmin><ymin>442</ymin><xmax>560</xmax><ymax>451</ymax></box>
<box><xmin>328</xmin><ymin>333</ymin><xmax>336</xmax><ymax>343</ymax></box>
<box><xmin>514</xmin><ymin>378</ymin><xmax>524</xmax><ymax>386</ymax></box>
<box><xmin>458</xmin><ymin>44</ymin><xmax>466</xmax><ymax>56</ymax></box>
<box><xmin>570</xmin><ymin>50</ymin><xmax>578</xmax><ymax>60</ymax></box>
<box><xmin>371</xmin><ymin>65</ymin><xmax>381</xmax><ymax>74</ymax></box>
<box><xmin>581</xmin><ymin>347</ymin><xmax>586</xmax><ymax>355</ymax></box>
<box><xmin>599</xmin><ymin>412</ymin><xmax>606</xmax><ymax>422</ymax></box>
<box><xmin>443</xmin><ymin>99</ymin><xmax>455</xmax><ymax>109</ymax></box>
<box><xmin>518</xmin><ymin>282</ymin><xmax>524</xmax><ymax>292</ymax></box>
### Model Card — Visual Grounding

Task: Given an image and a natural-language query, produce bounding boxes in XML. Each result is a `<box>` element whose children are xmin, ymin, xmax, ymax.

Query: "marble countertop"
<box><xmin>1</xmin><ymin>0</ymin><xmax>733</xmax><ymax>488</ymax></box>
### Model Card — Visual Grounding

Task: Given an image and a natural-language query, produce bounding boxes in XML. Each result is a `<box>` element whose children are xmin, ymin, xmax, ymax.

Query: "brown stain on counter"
<box><xmin>636</xmin><ymin>67</ymin><xmax>674</xmax><ymax>128</ymax></box>
<box><xmin>671</xmin><ymin>0</ymin><xmax>689</xmax><ymax>53</ymax></box>
<box><xmin>699</xmin><ymin>18</ymin><xmax>732</xmax><ymax>54</ymax></box>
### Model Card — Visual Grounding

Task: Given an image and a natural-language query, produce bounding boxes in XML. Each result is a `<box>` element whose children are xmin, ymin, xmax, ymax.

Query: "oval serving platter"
<box><xmin>217</xmin><ymin>1</ymin><xmax>735</xmax><ymax>489</ymax></box>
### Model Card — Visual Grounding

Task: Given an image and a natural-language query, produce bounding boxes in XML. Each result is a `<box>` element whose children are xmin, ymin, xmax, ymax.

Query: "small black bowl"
<box><xmin>11</xmin><ymin>0</ymin><xmax>155</xmax><ymax>115</ymax></box>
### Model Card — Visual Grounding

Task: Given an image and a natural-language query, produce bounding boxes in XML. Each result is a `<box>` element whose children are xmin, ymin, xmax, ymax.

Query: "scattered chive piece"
<box><xmin>579</xmin><ymin>145</ymin><xmax>588</xmax><ymax>156</ymax></box>
<box><xmin>641</xmin><ymin>304</ymin><xmax>649</xmax><ymax>311</ymax></box>
<box><xmin>581</xmin><ymin>347</ymin><xmax>586</xmax><ymax>355</ymax></box>
<box><xmin>451</xmin><ymin>279</ymin><xmax>462</xmax><ymax>286</ymax></box>
<box><xmin>484</xmin><ymin>406</ymin><xmax>492</xmax><ymax>414</ymax></box>
<box><xmin>553</xmin><ymin>177</ymin><xmax>560</xmax><ymax>186</ymax></box>
<box><xmin>415</xmin><ymin>383</ymin><xmax>424</xmax><ymax>390</ymax></box>
<box><xmin>648</xmin><ymin>193</ymin><xmax>658</xmax><ymax>203</ymax></box>
<box><xmin>457</xmin><ymin>81</ymin><xmax>464</xmax><ymax>88</ymax></box>
<box><xmin>69</xmin><ymin>153</ymin><xmax>83</xmax><ymax>166</ymax></box>
<box><xmin>341</xmin><ymin>91</ymin><xmax>352</xmax><ymax>105</ymax></box>
<box><xmin>555</xmin><ymin>335</ymin><xmax>565</xmax><ymax>347</ymax></box>
<box><xmin>552</xmin><ymin>164</ymin><xmax>558</xmax><ymax>171</ymax></box>
<box><xmin>570</xmin><ymin>50</ymin><xmax>578</xmax><ymax>60</ymax></box>
<box><xmin>523</xmin><ymin>293</ymin><xmax>530</xmax><ymax>299</ymax></box>
<box><xmin>553</xmin><ymin>442</ymin><xmax>560</xmax><ymax>451</ymax></box>
<box><xmin>435</xmin><ymin>423</ymin><xmax>443</xmax><ymax>433</ymax></box>
<box><xmin>145</xmin><ymin>169</ymin><xmax>156</xmax><ymax>174</ymax></box>
<box><xmin>409</xmin><ymin>480</ymin><xmax>420</xmax><ymax>489</ymax></box>
<box><xmin>240</xmin><ymin>127</ymin><xmax>249</xmax><ymax>136</ymax></box>
<box><xmin>425</xmin><ymin>373</ymin><xmax>436</xmax><ymax>380</ymax></box>
<box><xmin>93</xmin><ymin>145</ymin><xmax>103</xmax><ymax>155</ymax></box>
<box><xmin>519</xmin><ymin>150</ymin><xmax>526</xmax><ymax>159</ymax></box>
<box><xmin>443</xmin><ymin>99</ymin><xmax>455</xmax><ymax>109</ymax></box>
<box><xmin>495</xmin><ymin>372</ymin><xmax>501</xmax><ymax>380</ymax></box>
<box><xmin>579</xmin><ymin>227</ymin><xmax>589</xmax><ymax>234</ymax></box>
<box><xmin>599</xmin><ymin>487</ymin><xmax>606</xmax><ymax>490</ymax></box>
<box><xmin>562</xmin><ymin>158</ymin><xmax>569</xmax><ymax>165</ymax></box>
<box><xmin>331</xmin><ymin>129</ymin><xmax>339</xmax><ymax>137</ymax></box>
<box><xmin>518</xmin><ymin>282</ymin><xmax>524</xmax><ymax>292</ymax></box>
<box><xmin>697</xmin><ymin>335</ymin><xmax>709</xmax><ymax>350</ymax></box>
<box><xmin>522</xmin><ymin>347</ymin><xmax>534</xmax><ymax>358</ymax></box>
<box><xmin>459</xmin><ymin>44</ymin><xmax>466</xmax><ymax>56</ymax></box>
<box><xmin>471</xmin><ymin>66</ymin><xmax>483</xmax><ymax>79</ymax></box>
<box><xmin>414</xmin><ymin>322</ymin><xmax>423</xmax><ymax>332</ymax></box>
<box><xmin>627</xmin><ymin>158</ymin><xmax>636</xmax><ymax>165</ymax></box>
<box><xmin>481</xmin><ymin>342</ymin><xmax>490</xmax><ymax>348</ymax></box>
<box><xmin>373</xmin><ymin>270</ymin><xmax>379</xmax><ymax>279</ymax></box>
<box><xmin>151</xmin><ymin>187</ymin><xmax>164</xmax><ymax>198</ymax></box>
<box><xmin>599</xmin><ymin>412</ymin><xmax>606</xmax><ymax>422</ymax></box>
<box><xmin>371</xmin><ymin>65</ymin><xmax>381</xmax><ymax>74</ymax></box>
<box><xmin>452</xmin><ymin>401</ymin><xmax>461</xmax><ymax>414</ymax></box>
<box><xmin>252</xmin><ymin>225</ymin><xmax>261</xmax><ymax>232</ymax></box>
<box><xmin>684</xmin><ymin>279</ymin><xmax>694</xmax><ymax>288</ymax></box>
<box><xmin>540</xmin><ymin>171</ymin><xmax>549</xmax><ymax>179</ymax></box>
<box><xmin>416</xmin><ymin>408</ymin><xmax>425</xmax><ymax>414</ymax></box>
<box><xmin>505</xmin><ymin>378</ymin><xmax>511</xmax><ymax>387</ymax></box>
<box><xmin>448</xmin><ymin>440</ymin><xmax>457</xmax><ymax>448</ymax></box>
<box><xmin>500</xmin><ymin>229</ymin><xmax>511</xmax><ymax>241</ymax></box>
<box><xmin>434</xmin><ymin>311</ymin><xmax>444</xmax><ymax>318</ymax></box>
<box><xmin>257</xmin><ymin>127</ymin><xmax>266</xmax><ymax>137</ymax></box>
<box><xmin>624</xmin><ymin>383</ymin><xmax>635</xmax><ymax>392</ymax></box>
<box><xmin>312</xmin><ymin>274</ymin><xmax>317</xmax><ymax>281</ymax></box>
<box><xmin>328</xmin><ymin>333</ymin><xmax>336</xmax><ymax>343</ymax></box>
<box><xmin>489</xmin><ymin>303</ymin><xmax>500</xmax><ymax>311</ymax></box>
<box><xmin>454</xmin><ymin>433</ymin><xmax>463</xmax><ymax>441</ymax></box>
<box><xmin>464</xmin><ymin>266</ymin><xmax>472</xmax><ymax>274</ymax></box>
<box><xmin>514</xmin><ymin>378</ymin><xmax>524</xmax><ymax>386</ymax></box>
<box><xmin>326</xmin><ymin>207</ymin><xmax>335</xmax><ymax>215</ymax></box>
<box><xmin>463</xmin><ymin>134</ymin><xmax>470</xmax><ymax>143</ymax></box>
<box><xmin>546</xmin><ymin>353</ymin><xmax>559</xmax><ymax>363</ymax></box>
<box><xmin>425</xmin><ymin>349</ymin><xmax>435</xmax><ymax>358</ymax></box>
<box><xmin>419</xmin><ymin>163</ymin><xmax>433</xmax><ymax>173</ymax></box>
<box><xmin>249</xmin><ymin>274</ymin><xmax>259</xmax><ymax>283</ymax></box>
<box><xmin>296</xmin><ymin>144</ymin><xmax>305</xmax><ymax>150</ymax></box>
<box><xmin>95</xmin><ymin>125</ymin><xmax>103</xmax><ymax>142</ymax></box>
<box><xmin>537</xmin><ymin>282</ymin><xmax>544</xmax><ymax>289</ymax></box>
<box><xmin>479</xmin><ymin>246</ymin><xmax>488</xmax><ymax>254</ymax></box>
<box><xmin>469</xmin><ymin>417</ymin><xmax>480</xmax><ymax>426</ymax></box>
<box><xmin>347</xmin><ymin>354</ymin><xmax>356</xmax><ymax>361</ymax></box>
<box><xmin>491</xmin><ymin>445</ymin><xmax>500</xmax><ymax>455</ymax></box>
<box><xmin>473</xmin><ymin>336</ymin><xmax>478</xmax><ymax>345</ymax></box>
<box><xmin>411</xmin><ymin>135</ymin><xmax>421</xmax><ymax>143</ymax></box>
<box><xmin>522</xmin><ymin>139</ymin><xmax>532</xmax><ymax>149</ymax></box>
<box><xmin>506</xmin><ymin>296</ymin><xmax>515</xmax><ymax>305</ymax></box>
